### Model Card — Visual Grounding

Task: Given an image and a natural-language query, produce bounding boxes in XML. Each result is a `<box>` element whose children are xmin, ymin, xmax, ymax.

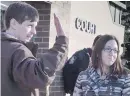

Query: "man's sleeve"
<box><xmin>12</xmin><ymin>36</ymin><xmax>68</xmax><ymax>89</ymax></box>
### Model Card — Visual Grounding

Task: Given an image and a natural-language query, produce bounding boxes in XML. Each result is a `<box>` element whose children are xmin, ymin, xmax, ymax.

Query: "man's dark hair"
<box><xmin>92</xmin><ymin>35</ymin><xmax>102</xmax><ymax>46</ymax></box>
<box><xmin>5</xmin><ymin>2</ymin><xmax>39</xmax><ymax>29</ymax></box>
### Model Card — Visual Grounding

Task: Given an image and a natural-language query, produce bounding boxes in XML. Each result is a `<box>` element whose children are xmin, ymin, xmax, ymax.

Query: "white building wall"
<box><xmin>49</xmin><ymin>1</ymin><xmax>70</xmax><ymax>48</ymax></box>
<box><xmin>69</xmin><ymin>1</ymin><xmax>124</xmax><ymax>57</ymax></box>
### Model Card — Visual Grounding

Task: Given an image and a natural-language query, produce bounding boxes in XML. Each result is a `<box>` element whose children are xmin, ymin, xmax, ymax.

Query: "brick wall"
<box><xmin>26</xmin><ymin>1</ymin><xmax>51</xmax><ymax>96</ymax></box>
<box><xmin>27</xmin><ymin>1</ymin><xmax>51</xmax><ymax>56</ymax></box>
<box><xmin>49</xmin><ymin>1</ymin><xmax>71</xmax><ymax>96</ymax></box>
<box><xmin>27</xmin><ymin>1</ymin><xmax>71</xmax><ymax>96</ymax></box>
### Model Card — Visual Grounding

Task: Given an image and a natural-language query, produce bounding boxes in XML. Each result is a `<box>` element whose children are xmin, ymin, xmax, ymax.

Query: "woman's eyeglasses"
<box><xmin>103</xmin><ymin>48</ymin><xmax>119</xmax><ymax>53</ymax></box>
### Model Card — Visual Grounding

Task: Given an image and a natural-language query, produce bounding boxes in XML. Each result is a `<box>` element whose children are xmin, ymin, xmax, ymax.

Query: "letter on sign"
<box><xmin>75</xmin><ymin>17</ymin><xmax>96</xmax><ymax>34</ymax></box>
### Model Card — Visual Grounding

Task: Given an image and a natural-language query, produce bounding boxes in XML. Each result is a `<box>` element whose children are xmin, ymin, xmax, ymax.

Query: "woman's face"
<box><xmin>101</xmin><ymin>40</ymin><xmax>118</xmax><ymax>67</ymax></box>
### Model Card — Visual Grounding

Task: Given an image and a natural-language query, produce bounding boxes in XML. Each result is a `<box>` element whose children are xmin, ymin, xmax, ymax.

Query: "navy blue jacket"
<box><xmin>63</xmin><ymin>48</ymin><xmax>92</xmax><ymax>94</ymax></box>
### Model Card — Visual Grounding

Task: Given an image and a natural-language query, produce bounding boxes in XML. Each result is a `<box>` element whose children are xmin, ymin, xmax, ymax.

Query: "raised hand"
<box><xmin>54</xmin><ymin>13</ymin><xmax>66</xmax><ymax>36</ymax></box>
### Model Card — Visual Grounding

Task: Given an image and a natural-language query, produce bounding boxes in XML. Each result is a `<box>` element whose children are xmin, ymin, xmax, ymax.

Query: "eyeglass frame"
<box><xmin>103</xmin><ymin>47</ymin><xmax>119</xmax><ymax>53</ymax></box>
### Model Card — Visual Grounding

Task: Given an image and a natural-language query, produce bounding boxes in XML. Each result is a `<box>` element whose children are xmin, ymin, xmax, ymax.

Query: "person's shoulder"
<box><xmin>71</xmin><ymin>49</ymin><xmax>85</xmax><ymax>58</ymax></box>
<box><xmin>11</xmin><ymin>41</ymin><xmax>26</xmax><ymax>50</ymax></box>
<box><xmin>125</xmin><ymin>67</ymin><xmax>130</xmax><ymax>78</ymax></box>
<box><xmin>75</xmin><ymin>49</ymin><xmax>84</xmax><ymax>54</ymax></box>
<box><xmin>120</xmin><ymin>67</ymin><xmax>130</xmax><ymax>80</ymax></box>
<box><xmin>124</xmin><ymin>71</ymin><xmax>130</xmax><ymax>82</ymax></box>
<box><xmin>78</xmin><ymin>48</ymin><xmax>91</xmax><ymax>56</ymax></box>
<box><xmin>124</xmin><ymin>67</ymin><xmax>130</xmax><ymax>74</ymax></box>
<box><xmin>4</xmin><ymin>38</ymin><xmax>26</xmax><ymax>53</ymax></box>
<box><xmin>13</xmin><ymin>43</ymin><xmax>35</xmax><ymax>59</ymax></box>
<box><xmin>11</xmin><ymin>41</ymin><xmax>33</xmax><ymax>56</ymax></box>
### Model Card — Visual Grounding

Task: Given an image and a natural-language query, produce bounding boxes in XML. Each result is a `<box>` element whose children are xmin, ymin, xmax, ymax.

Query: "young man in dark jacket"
<box><xmin>1</xmin><ymin>2</ymin><xmax>68</xmax><ymax>96</ymax></box>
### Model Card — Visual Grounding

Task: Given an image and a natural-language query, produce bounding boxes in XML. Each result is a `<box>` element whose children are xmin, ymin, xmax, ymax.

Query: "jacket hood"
<box><xmin>1</xmin><ymin>32</ymin><xmax>24</xmax><ymax>44</ymax></box>
<box><xmin>83</xmin><ymin>48</ymin><xmax>92</xmax><ymax>57</ymax></box>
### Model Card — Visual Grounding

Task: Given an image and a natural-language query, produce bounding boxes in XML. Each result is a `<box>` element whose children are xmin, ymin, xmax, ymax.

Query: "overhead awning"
<box><xmin>111</xmin><ymin>1</ymin><xmax>126</xmax><ymax>10</ymax></box>
<box><xmin>0</xmin><ymin>2</ymin><xmax>8</xmax><ymax>10</ymax></box>
<box><xmin>0</xmin><ymin>1</ymin><xmax>19</xmax><ymax>10</ymax></box>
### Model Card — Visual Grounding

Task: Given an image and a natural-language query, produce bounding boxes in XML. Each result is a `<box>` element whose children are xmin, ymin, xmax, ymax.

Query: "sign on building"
<box><xmin>75</xmin><ymin>17</ymin><xmax>96</xmax><ymax>34</ymax></box>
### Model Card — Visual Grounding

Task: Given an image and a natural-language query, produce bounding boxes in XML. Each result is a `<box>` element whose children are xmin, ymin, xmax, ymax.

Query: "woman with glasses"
<box><xmin>73</xmin><ymin>34</ymin><xmax>130</xmax><ymax>96</ymax></box>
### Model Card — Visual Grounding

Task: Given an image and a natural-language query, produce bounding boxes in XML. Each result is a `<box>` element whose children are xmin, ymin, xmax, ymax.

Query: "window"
<box><xmin>109</xmin><ymin>4</ymin><xmax>116</xmax><ymax>22</ymax></box>
<box><xmin>0</xmin><ymin>2</ymin><xmax>8</xmax><ymax>31</ymax></box>
<box><xmin>109</xmin><ymin>1</ymin><xmax>124</xmax><ymax>25</ymax></box>
<box><xmin>120</xmin><ymin>1</ymin><xmax>126</xmax><ymax>5</ymax></box>
<box><xmin>115</xmin><ymin>8</ymin><xmax>121</xmax><ymax>24</ymax></box>
<box><xmin>1</xmin><ymin>10</ymin><xmax>6</xmax><ymax>31</ymax></box>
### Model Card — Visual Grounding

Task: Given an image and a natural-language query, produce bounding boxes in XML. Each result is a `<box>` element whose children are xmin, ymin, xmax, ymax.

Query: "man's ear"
<box><xmin>10</xmin><ymin>18</ymin><xmax>19</xmax><ymax>30</ymax></box>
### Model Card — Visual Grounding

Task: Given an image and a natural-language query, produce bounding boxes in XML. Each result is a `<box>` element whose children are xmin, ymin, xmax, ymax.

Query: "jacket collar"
<box><xmin>1</xmin><ymin>32</ymin><xmax>24</xmax><ymax>44</ymax></box>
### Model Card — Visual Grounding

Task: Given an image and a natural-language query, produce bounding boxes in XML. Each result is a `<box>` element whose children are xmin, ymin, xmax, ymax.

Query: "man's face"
<box><xmin>101</xmin><ymin>40</ymin><xmax>118</xmax><ymax>67</ymax></box>
<box><xmin>15</xmin><ymin>20</ymin><xmax>38</xmax><ymax>42</ymax></box>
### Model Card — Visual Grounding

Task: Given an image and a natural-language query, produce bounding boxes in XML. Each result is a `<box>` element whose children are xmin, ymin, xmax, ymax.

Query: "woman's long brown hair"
<box><xmin>91</xmin><ymin>34</ymin><xmax>125</xmax><ymax>77</ymax></box>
